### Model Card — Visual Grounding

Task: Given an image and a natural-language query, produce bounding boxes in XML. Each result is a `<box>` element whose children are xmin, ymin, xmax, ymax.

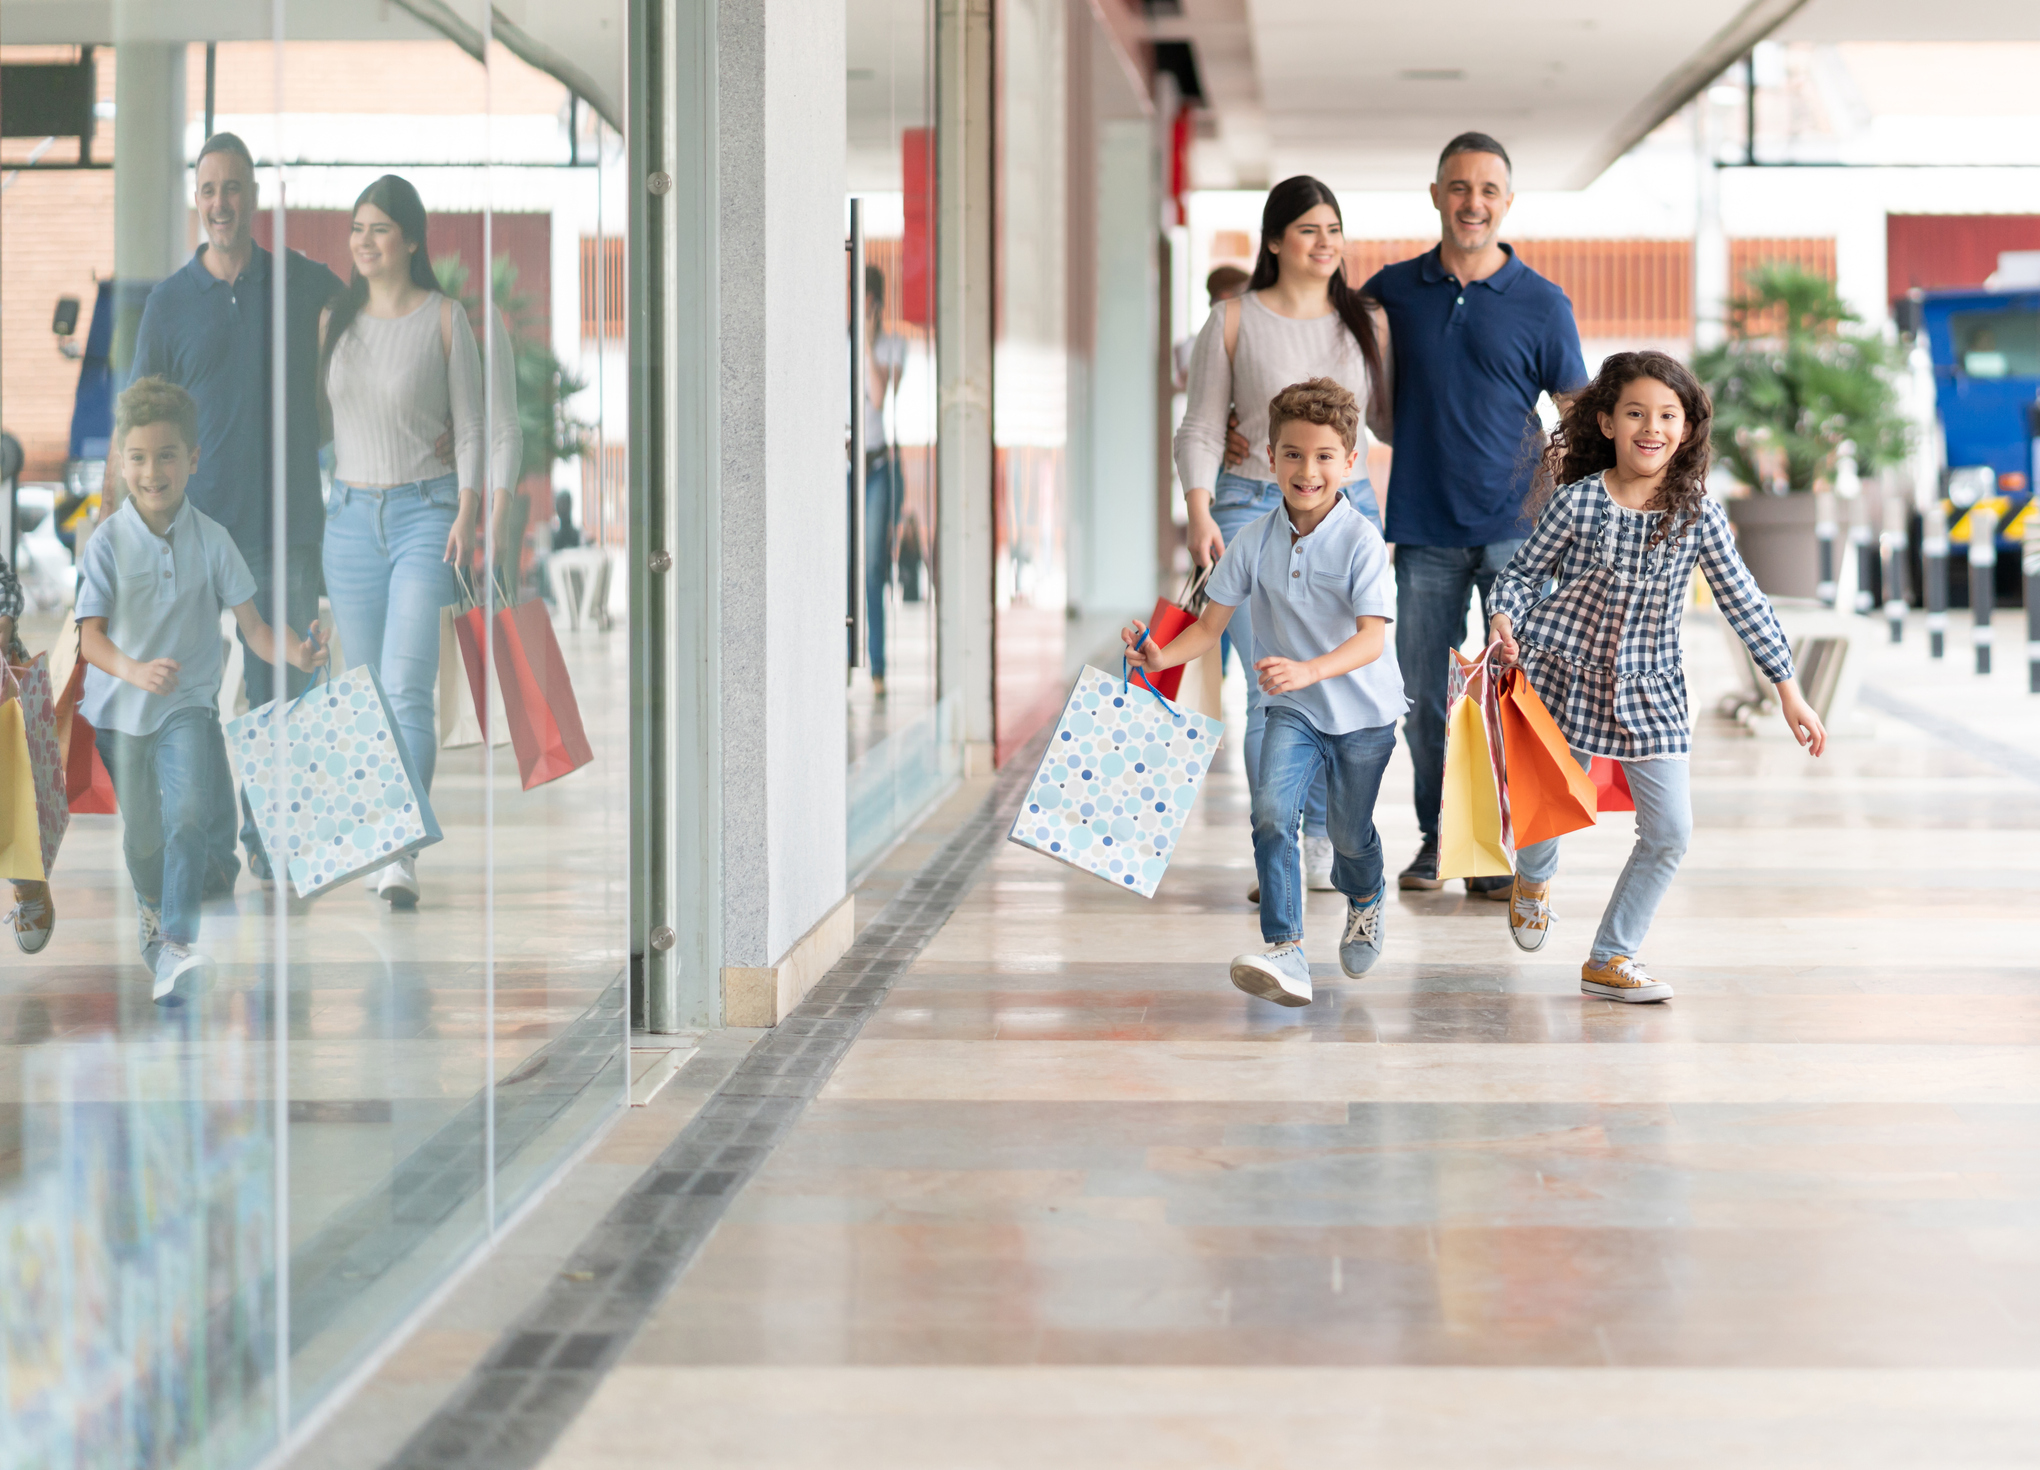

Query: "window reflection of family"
<box><xmin>8</xmin><ymin>131</ymin><xmax>522</xmax><ymax>998</ymax></box>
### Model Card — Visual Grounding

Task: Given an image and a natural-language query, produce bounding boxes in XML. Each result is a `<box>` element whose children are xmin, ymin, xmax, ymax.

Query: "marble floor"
<box><xmin>543</xmin><ymin>606</ymin><xmax>2040</xmax><ymax>1469</ymax></box>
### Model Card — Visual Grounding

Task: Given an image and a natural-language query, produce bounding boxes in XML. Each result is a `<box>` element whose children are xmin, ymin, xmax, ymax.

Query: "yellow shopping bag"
<box><xmin>1</xmin><ymin>692</ymin><xmax>46</xmax><ymax>882</ymax></box>
<box><xmin>1437</xmin><ymin>670</ymin><xmax>1511</xmax><ymax>880</ymax></box>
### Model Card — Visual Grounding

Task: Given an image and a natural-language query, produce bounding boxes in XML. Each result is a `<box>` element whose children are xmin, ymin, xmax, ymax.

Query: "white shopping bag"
<box><xmin>1007</xmin><ymin>665</ymin><xmax>1223</xmax><ymax>898</ymax></box>
<box><xmin>224</xmin><ymin>664</ymin><xmax>443</xmax><ymax>898</ymax></box>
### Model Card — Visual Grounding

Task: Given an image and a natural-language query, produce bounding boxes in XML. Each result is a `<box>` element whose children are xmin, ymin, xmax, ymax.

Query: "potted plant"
<box><xmin>1692</xmin><ymin>264</ymin><xmax>1909</xmax><ymax>597</ymax></box>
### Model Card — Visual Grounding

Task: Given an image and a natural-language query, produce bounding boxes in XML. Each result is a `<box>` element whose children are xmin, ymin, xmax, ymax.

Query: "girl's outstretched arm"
<box><xmin>1487</xmin><ymin>483</ymin><xmax>1579</xmax><ymax>640</ymax></box>
<box><xmin>1694</xmin><ymin>503</ymin><xmax>1820</xmax><ymax>752</ymax></box>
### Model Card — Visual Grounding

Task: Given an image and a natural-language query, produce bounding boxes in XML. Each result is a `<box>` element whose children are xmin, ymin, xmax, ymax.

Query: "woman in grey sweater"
<box><xmin>1173</xmin><ymin>176</ymin><xmax>1393</xmax><ymax>897</ymax></box>
<box><xmin>318</xmin><ymin>174</ymin><xmax>520</xmax><ymax>908</ymax></box>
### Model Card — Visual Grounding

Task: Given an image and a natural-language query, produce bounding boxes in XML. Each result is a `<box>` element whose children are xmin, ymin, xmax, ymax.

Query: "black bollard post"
<box><xmin>1851</xmin><ymin>519</ymin><xmax>1876</xmax><ymax>616</ymax></box>
<box><xmin>1924</xmin><ymin>500</ymin><xmax>1949</xmax><ymax>658</ymax></box>
<box><xmin>1970</xmin><ymin>499</ymin><xmax>1998</xmax><ymax>675</ymax></box>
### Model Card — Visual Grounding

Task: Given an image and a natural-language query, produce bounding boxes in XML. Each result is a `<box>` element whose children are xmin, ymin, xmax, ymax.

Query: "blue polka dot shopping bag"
<box><xmin>1007</xmin><ymin>665</ymin><xmax>1224</xmax><ymax>898</ymax></box>
<box><xmin>224</xmin><ymin>664</ymin><xmax>444</xmax><ymax>899</ymax></box>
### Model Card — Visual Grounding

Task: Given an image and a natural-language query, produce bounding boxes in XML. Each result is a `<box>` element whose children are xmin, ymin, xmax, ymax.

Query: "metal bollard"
<box><xmin>1969</xmin><ymin>499</ymin><xmax>1997</xmax><ymax>674</ymax></box>
<box><xmin>1815</xmin><ymin>490</ymin><xmax>1838</xmax><ymax>607</ymax></box>
<box><xmin>2026</xmin><ymin>521</ymin><xmax>2040</xmax><ymax>695</ymax></box>
<box><xmin>1882</xmin><ymin>488</ymin><xmax>1909</xmax><ymax>644</ymax></box>
<box><xmin>1851</xmin><ymin>520</ymin><xmax>1876</xmax><ymax>615</ymax></box>
<box><xmin>1924</xmin><ymin>500</ymin><xmax>1949</xmax><ymax>658</ymax></box>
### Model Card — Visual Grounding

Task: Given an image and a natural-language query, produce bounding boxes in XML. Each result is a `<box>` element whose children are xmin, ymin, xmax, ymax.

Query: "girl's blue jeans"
<box><xmin>1210</xmin><ymin>470</ymin><xmax>1381</xmax><ymax>842</ymax></box>
<box><xmin>323</xmin><ymin>474</ymin><xmax>460</xmax><ymax>795</ymax></box>
<box><xmin>1514</xmin><ymin>750</ymin><xmax>1692</xmax><ymax>962</ymax></box>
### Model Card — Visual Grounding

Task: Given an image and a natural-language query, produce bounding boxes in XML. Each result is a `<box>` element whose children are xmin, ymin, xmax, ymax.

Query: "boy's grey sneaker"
<box><xmin>138</xmin><ymin>902</ymin><xmax>163</xmax><ymax>963</ymax></box>
<box><xmin>1229</xmin><ymin>942</ymin><xmax>1313</xmax><ymax>1007</ymax></box>
<box><xmin>1339</xmin><ymin>886</ymin><xmax>1386</xmax><ymax>977</ymax></box>
<box><xmin>1398</xmin><ymin>835</ymin><xmax>1442</xmax><ymax>891</ymax></box>
<box><xmin>152</xmin><ymin>942</ymin><xmax>211</xmax><ymax>1007</ymax></box>
<box><xmin>1304</xmin><ymin>833</ymin><xmax>1336</xmax><ymax>891</ymax></box>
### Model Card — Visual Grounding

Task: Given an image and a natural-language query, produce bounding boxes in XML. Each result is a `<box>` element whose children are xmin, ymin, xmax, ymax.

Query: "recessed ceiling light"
<box><xmin>1400</xmin><ymin>68</ymin><xmax>1464</xmax><ymax>81</ymax></box>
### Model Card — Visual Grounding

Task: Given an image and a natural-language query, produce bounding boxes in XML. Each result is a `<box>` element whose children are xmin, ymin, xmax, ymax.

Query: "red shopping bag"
<box><xmin>1495</xmin><ymin>667</ymin><xmax>1598</xmax><ymax>847</ymax></box>
<box><xmin>1590</xmin><ymin>756</ymin><xmax>1634</xmax><ymax>813</ymax></box>
<box><xmin>48</xmin><ymin>618</ymin><xmax>117</xmax><ymax>815</ymax></box>
<box><xmin>491</xmin><ymin>600</ymin><xmax>594</xmax><ymax>789</ymax></box>
<box><xmin>1140</xmin><ymin>564</ymin><xmax>1212</xmax><ymax>701</ymax></box>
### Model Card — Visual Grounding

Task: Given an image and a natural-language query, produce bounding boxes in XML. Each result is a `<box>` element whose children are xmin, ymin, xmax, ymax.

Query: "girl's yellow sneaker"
<box><xmin>1581</xmin><ymin>954</ymin><xmax>1673</xmax><ymax>1003</ymax></box>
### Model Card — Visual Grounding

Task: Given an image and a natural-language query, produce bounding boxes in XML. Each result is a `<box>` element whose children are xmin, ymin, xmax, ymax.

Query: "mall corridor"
<box><xmin>277</xmin><ymin>606</ymin><xmax>2040</xmax><ymax>1470</ymax></box>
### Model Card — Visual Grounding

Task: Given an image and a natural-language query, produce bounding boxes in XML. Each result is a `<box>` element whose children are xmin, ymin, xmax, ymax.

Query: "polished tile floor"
<box><xmin>545</xmin><ymin>608</ymin><xmax>2040</xmax><ymax>1468</ymax></box>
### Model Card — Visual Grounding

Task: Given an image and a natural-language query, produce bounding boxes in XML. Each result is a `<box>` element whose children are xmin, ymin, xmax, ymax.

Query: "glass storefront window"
<box><xmin>0</xmin><ymin>5</ymin><xmax>629</xmax><ymax>1459</ymax></box>
<box><xmin>845</xmin><ymin>0</ymin><xmax>955</xmax><ymax>873</ymax></box>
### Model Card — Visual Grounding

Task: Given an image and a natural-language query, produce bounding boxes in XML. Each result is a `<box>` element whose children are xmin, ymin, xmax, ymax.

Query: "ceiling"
<box><xmin>1156</xmin><ymin>0</ymin><xmax>2040</xmax><ymax>193</ymax></box>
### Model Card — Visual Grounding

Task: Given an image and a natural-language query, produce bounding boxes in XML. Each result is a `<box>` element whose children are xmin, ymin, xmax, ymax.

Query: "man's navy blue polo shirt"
<box><xmin>129</xmin><ymin>243</ymin><xmax>342</xmax><ymax>555</ymax></box>
<box><xmin>1362</xmin><ymin>244</ymin><xmax>1587</xmax><ymax>549</ymax></box>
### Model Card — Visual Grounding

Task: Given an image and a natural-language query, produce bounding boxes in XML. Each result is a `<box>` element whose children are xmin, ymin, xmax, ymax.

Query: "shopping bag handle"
<box><xmin>1176</xmin><ymin>561</ymin><xmax>1213</xmax><ymax>616</ymax></box>
<box><xmin>254</xmin><ymin>662</ymin><xmax>330</xmax><ymax>726</ymax></box>
<box><xmin>1121</xmin><ymin>630</ymin><xmax>1186</xmax><ymax>719</ymax></box>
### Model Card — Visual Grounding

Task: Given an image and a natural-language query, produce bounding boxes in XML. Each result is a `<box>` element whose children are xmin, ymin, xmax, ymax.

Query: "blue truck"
<box><xmin>1907</xmin><ymin>284</ymin><xmax>2038</xmax><ymax>607</ymax></box>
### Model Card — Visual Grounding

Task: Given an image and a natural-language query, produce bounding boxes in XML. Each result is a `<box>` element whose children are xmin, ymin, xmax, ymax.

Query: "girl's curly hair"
<box><xmin>1529</xmin><ymin>349</ymin><xmax>1713</xmax><ymax>549</ymax></box>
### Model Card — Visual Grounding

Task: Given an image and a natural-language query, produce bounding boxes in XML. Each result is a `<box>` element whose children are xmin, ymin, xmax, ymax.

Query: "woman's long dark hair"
<box><xmin>1247</xmin><ymin>175</ymin><xmax>1385</xmax><ymax>423</ymax></box>
<box><xmin>318</xmin><ymin>174</ymin><xmax>442</xmax><ymax>410</ymax></box>
<box><xmin>1530</xmin><ymin>349</ymin><xmax>1714</xmax><ymax>548</ymax></box>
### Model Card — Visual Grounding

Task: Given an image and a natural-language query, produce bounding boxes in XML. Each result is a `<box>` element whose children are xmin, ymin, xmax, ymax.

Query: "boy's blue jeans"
<box><xmin>1515</xmin><ymin>750</ymin><xmax>1692</xmax><ymax>962</ymax></box>
<box><xmin>1251</xmin><ymin>708</ymin><xmax>1396</xmax><ymax>945</ymax></box>
<box><xmin>323</xmin><ymin>475</ymin><xmax>460</xmax><ymax>795</ymax></box>
<box><xmin>96</xmin><ymin>706</ymin><xmax>219</xmax><ymax>950</ymax></box>
<box><xmin>1211</xmin><ymin>470</ymin><xmax>1381</xmax><ymax>843</ymax></box>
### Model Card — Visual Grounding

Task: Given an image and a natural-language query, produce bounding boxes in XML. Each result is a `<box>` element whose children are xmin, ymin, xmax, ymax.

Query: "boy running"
<box><xmin>1126</xmin><ymin>378</ymin><xmax>1406</xmax><ymax>1006</ymax></box>
<box><xmin>77</xmin><ymin>378</ymin><xmax>325</xmax><ymax>1004</ymax></box>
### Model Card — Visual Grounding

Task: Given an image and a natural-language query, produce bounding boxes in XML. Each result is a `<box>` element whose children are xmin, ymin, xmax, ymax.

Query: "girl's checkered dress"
<box><xmin>1490</xmin><ymin>474</ymin><xmax>1794</xmax><ymax>761</ymax></box>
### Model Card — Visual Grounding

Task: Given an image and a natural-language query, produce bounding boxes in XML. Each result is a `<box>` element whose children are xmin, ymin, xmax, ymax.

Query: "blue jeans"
<box><xmin>1515</xmin><ymin>750</ymin><xmax>1691</xmax><ymax>962</ymax></box>
<box><xmin>1252</xmin><ymin>708</ymin><xmax>1395</xmax><ymax>944</ymax></box>
<box><xmin>1211</xmin><ymin>471</ymin><xmax>1380</xmax><ymax>842</ymax></box>
<box><xmin>849</xmin><ymin>454</ymin><xmax>899</xmax><ymax>678</ymax></box>
<box><xmin>97</xmin><ymin>706</ymin><xmax>219</xmax><ymax>950</ymax></box>
<box><xmin>222</xmin><ymin>542</ymin><xmax>323</xmax><ymax>874</ymax></box>
<box><xmin>1394</xmin><ymin>540</ymin><xmax>1524</xmax><ymax>838</ymax></box>
<box><xmin>322</xmin><ymin>475</ymin><xmax>459</xmax><ymax>794</ymax></box>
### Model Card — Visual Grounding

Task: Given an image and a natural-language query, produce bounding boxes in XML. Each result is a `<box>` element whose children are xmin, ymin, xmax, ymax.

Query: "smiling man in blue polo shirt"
<box><xmin>1361</xmin><ymin>131</ymin><xmax>1588</xmax><ymax>897</ymax></box>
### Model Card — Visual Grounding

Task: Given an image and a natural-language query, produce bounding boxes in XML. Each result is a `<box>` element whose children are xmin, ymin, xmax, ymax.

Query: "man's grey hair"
<box><xmin>195</xmin><ymin>131</ymin><xmax>257</xmax><ymax>177</ymax></box>
<box><xmin>1436</xmin><ymin>131</ymin><xmax>1512</xmax><ymax>183</ymax></box>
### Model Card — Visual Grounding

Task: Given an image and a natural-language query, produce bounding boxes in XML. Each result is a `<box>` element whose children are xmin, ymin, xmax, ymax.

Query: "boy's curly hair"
<box><xmin>1267</xmin><ymin>377</ymin><xmax>1360</xmax><ymax>454</ymax></box>
<box><xmin>1529</xmin><ymin>349</ymin><xmax>1712</xmax><ymax>548</ymax></box>
<box><xmin>115</xmin><ymin>375</ymin><xmax>200</xmax><ymax>453</ymax></box>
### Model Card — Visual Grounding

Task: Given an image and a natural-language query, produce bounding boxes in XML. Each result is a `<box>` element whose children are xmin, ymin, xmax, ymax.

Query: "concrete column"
<box><xmin>113</xmin><ymin>41</ymin><xmax>188</xmax><ymax>370</ymax></box>
<box><xmin>1084</xmin><ymin>117</ymin><xmax>1159</xmax><ymax>617</ymax></box>
<box><xmin>714</xmin><ymin>0</ymin><xmax>852</xmax><ymax>1000</ymax></box>
<box><xmin>1691</xmin><ymin>97</ymin><xmax>1726</xmax><ymax>353</ymax></box>
<box><xmin>936</xmin><ymin>0</ymin><xmax>996</xmax><ymax>773</ymax></box>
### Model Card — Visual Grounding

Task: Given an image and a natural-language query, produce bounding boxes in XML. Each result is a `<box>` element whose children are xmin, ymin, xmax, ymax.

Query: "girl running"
<box><xmin>1487</xmin><ymin>350</ymin><xmax>1826</xmax><ymax>1003</ymax></box>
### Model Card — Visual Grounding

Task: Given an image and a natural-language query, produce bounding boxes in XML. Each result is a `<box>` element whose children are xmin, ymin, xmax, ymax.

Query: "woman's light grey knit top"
<box><xmin>1173</xmin><ymin>291</ymin><xmax>1389</xmax><ymax>493</ymax></box>
<box><xmin>327</xmin><ymin>294</ymin><xmax>523</xmax><ymax>493</ymax></box>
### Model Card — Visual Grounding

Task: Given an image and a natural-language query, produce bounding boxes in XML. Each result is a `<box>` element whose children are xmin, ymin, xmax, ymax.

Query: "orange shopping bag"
<box><xmin>46</xmin><ymin>611</ymin><xmax>117</xmax><ymax>815</ymax></box>
<box><xmin>1590</xmin><ymin>756</ymin><xmax>1634</xmax><ymax>813</ymax></box>
<box><xmin>1495</xmin><ymin>667</ymin><xmax>1597</xmax><ymax>847</ymax></box>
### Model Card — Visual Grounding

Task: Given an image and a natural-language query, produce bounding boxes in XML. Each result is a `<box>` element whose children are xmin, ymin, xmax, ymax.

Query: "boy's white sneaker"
<box><xmin>152</xmin><ymin>942</ymin><xmax>211</xmax><ymax>1006</ymax></box>
<box><xmin>1229</xmin><ymin>943</ymin><xmax>1313</xmax><ymax>1007</ymax></box>
<box><xmin>138</xmin><ymin>902</ymin><xmax>163</xmax><ymax>963</ymax></box>
<box><xmin>1303</xmin><ymin>834</ymin><xmax>1336</xmax><ymax>891</ymax></box>
<box><xmin>1339</xmin><ymin>887</ymin><xmax>1386</xmax><ymax>978</ymax></box>
<box><xmin>377</xmin><ymin>855</ymin><xmax>420</xmax><ymax>910</ymax></box>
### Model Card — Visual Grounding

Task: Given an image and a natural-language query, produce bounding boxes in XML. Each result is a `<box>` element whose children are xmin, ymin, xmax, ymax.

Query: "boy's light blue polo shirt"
<box><xmin>1206</xmin><ymin>493</ymin><xmax>1408</xmax><ymax>735</ymax></box>
<box><xmin>75</xmin><ymin>498</ymin><xmax>256</xmax><ymax>737</ymax></box>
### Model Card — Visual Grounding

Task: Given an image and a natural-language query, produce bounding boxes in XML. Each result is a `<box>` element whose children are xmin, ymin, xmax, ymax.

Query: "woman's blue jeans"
<box><xmin>1514</xmin><ymin>750</ymin><xmax>1692</xmax><ymax>962</ymax></box>
<box><xmin>323</xmin><ymin>474</ymin><xmax>459</xmax><ymax>795</ymax></box>
<box><xmin>1210</xmin><ymin>470</ymin><xmax>1380</xmax><ymax>841</ymax></box>
<box><xmin>1251</xmin><ymin>709</ymin><xmax>1395</xmax><ymax>944</ymax></box>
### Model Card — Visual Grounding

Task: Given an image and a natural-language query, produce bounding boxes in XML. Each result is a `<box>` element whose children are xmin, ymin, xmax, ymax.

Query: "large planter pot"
<box><xmin>1726</xmin><ymin>492</ymin><xmax>1820</xmax><ymax>599</ymax></box>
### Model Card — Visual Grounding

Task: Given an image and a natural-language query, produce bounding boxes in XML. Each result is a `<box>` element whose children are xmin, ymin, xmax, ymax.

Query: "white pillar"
<box><xmin>715</xmin><ymin>0</ymin><xmax>851</xmax><ymax>984</ymax></box>
<box><xmin>1085</xmin><ymin>117</ymin><xmax>1159</xmax><ymax>616</ymax></box>
<box><xmin>1691</xmin><ymin>97</ymin><xmax>1727</xmax><ymax>352</ymax></box>
<box><xmin>113</xmin><ymin>41</ymin><xmax>188</xmax><ymax>368</ymax></box>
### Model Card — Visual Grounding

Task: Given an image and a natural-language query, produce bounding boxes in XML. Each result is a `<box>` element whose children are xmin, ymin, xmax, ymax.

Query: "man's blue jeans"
<box><xmin>97</xmin><ymin>706</ymin><xmax>218</xmax><ymax>950</ymax></box>
<box><xmin>1394</xmin><ymin>540</ymin><xmax>1523</xmax><ymax>839</ymax></box>
<box><xmin>1251</xmin><ymin>709</ymin><xmax>1396</xmax><ymax>944</ymax></box>
<box><xmin>323</xmin><ymin>475</ymin><xmax>459</xmax><ymax>796</ymax></box>
<box><xmin>1516</xmin><ymin>750</ymin><xmax>1691</xmax><ymax>962</ymax></box>
<box><xmin>1211</xmin><ymin>470</ymin><xmax>1380</xmax><ymax>843</ymax></box>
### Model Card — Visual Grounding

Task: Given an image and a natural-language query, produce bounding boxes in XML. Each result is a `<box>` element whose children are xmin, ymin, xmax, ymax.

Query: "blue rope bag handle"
<box><xmin>1121</xmin><ymin>629</ymin><xmax>1186</xmax><ymax>723</ymax></box>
